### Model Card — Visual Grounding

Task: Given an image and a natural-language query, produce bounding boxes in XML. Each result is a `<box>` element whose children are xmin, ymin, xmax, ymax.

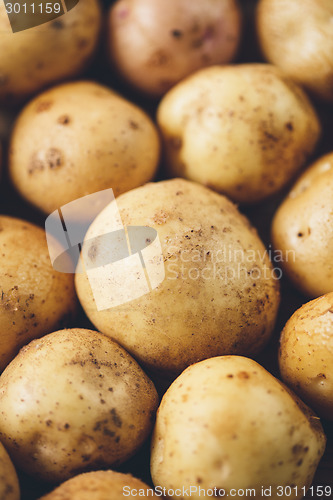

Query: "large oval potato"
<box><xmin>9</xmin><ymin>81</ymin><xmax>160</xmax><ymax>214</ymax></box>
<box><xmin>0</xmin><ymin>328</ymin><xmax>159</xmax><ymax>482</ymax></box>
<box><xmin>157</xmin><ymin>64</ymin><xmax>320</xmax><ymax>203</ymax></box>
<box><xmin>108</xmin><ymin>0</ymin><xmax>242</xmax><ymax>97</ymax></box>
<box><xmin>0</xmin><ymin>442</ymin><xmax>20</xmax><ymax>500</ymax></box>
<box><xmin>0</xmin><ymin>215</ymin><xmax>76</xmax><ymax>372</ymax></box>
<box><xmin>0</xmin><ymin>0</ymin><xmax>101</xmax><ymax>103</ymax></box>
<box><xmin>151</xmin><ymin>356</ymin><xmax>326</xmax><ymax>500</ymax></box>
<box><xmin>75</xmin><ymin>179</ymin><xmax>280</xmax><ymax>376</ymax></box>
<box><xmin>279</xmin><ymin>293</ymin><xmax>333</xmax><ymax>420</ymax></box>
<box><xmin>257</xmin><ymin>0</ymin><xmax>333</xmax><ymax>102</ymax></box>
<box><xmin>272</xmin><ymin>152</ymin><xmax>333</xmax><ymax>298</ymax></box>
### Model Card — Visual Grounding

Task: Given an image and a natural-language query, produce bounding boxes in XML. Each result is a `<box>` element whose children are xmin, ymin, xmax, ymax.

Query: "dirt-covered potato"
<box><xmin>151</xmin><ymin>356</ymin><xmax>326</xmax><ymax>500</ymax></box>
<box><xmin>0</xmin><ymin>328</ymin><xmax>159</xmax><ymax>482</ymax></box>
<box><xmin>257</xmin><ymin>0</ymin><xmax>333</xmax><ymax>102</ymax></box>
<box><xmin>0</xmin><ymin>441</ymin><xmax>20</xmax><ymax>500</ymax></box>
<box><xmin>39</xmin><ymin>470</ymin><xmax>157</xmax><ymax>500</ymax></box>
<box><xmin>157</xmin><ymin>64</ymin><xmax>320</xmax><ymax>204</ymax></box>
<box><xmin>272</xmin><ymin>152</ymin><xmax>333</xmax><ymax>298</ymax></box>
<box><xmin>108</xmin><ymin>0</ymin><xmax>242</xmax><ymax>97</ymax></box>
<box><xmin>9</xmin><ymin>81</ymin><xmax>160</xmax><ymax>214</ymax></box>
<box><xmin>0</xmin><ymin>0</ymin><xmax>101</xmax><ymax>103</ymax></box>
<box><xmin>75</xmin><ymin>179</ymin><xmax>280</xmax><ymax>377</ymax></box>
<box><xmin>279</xmin><ymin>293</ymin><xmax>333</xmax><ymax>421</ymax></box>
<box><xmin>0</xmin><ymin>216</ymin><xmax>76</xmax><ymax>372</ymax></box>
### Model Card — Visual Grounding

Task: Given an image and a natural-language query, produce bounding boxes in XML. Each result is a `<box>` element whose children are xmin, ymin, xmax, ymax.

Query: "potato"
<box><xmin>75</xmin><ymin>178</ymin><xmax>280</xmax><ymax>377</ymax></box>
<box><xmin>151</xmin><ymin>356</ymin><xmax>326</xmax><ymax>500</ymax></box>
<box><xmin>257</xmin><ymin>0</ymin><xmax>333</xmax><ymax>102</ymax></box>
<box><xmin>9</xmin><ymin>81</ymin><xmax>160</xmax><ymax>215</ymax></box>
<box><xmin>108</xmin><ymin>0</ymin><xmax>242</xmax><ymax>97</ymax></box>
<box><xmin>0</xmin><ymin>0</ymin><xmax>101</xmax><ymax>103</ymax></box>
<box><xmin>0</xmin><ymin>442</ymin><xmax>20</xmax><ymax>500</ymax></box>
<box><xmin>157</xmin><ymin>64</ymin><xmax>321</xmax><ymax>203</ymax></box>
<box><xmin>0</xmin><ymin>328</ymin><xmax>159</xmax><ymax>482</ymax></box>
<box><xmin>39</xmin><ymin>470</ymin><xmax>157</xmax><ymax>500</ymax></box>
<box><xmin>272</xmin><ymin>152</ymin><xmax>333</xmax><ymax>298</ymax></box>
<box><xmin>0</xmin><ymin>215</ymin><xmax>76</xmax><ymax>372</ymax></box>
<box><xmin>279</xmin><ymin>293</ymin><xmax>333</xmax><ymax>421</ymax></box>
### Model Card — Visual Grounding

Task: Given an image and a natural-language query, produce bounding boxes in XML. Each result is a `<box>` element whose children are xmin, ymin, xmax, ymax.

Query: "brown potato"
<box><xmin>0</xmin><ymin>442</ymin><xmax>20</xmax><ymax>500</ymax></box>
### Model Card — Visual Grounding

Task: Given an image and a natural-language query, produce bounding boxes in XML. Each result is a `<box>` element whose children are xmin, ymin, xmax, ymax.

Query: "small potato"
<box><xmin>0</xmin><ymin>442</ymin><xmax>20</xmax><ymax>500</ymax></box>
<box><xmin>272</xmin><ymin>152</ymin><xmax>333</xmax><ymax>298</ymax></box>
<box><xmin>279</xmin><ymin>293</ymin><xmax>333</xmax><ymax>420</ymax></box>
<box><xmin>151</xmin><ymin>356</ymin><xmax>326</xmax><ymax>500</ymax></box>
<box><xmin>0</xmin><ymin>328</ymin><xmax>159</xmax><ymax>482</ymax></box>
<box><xmin>40</xmin><ymin>470</ymin><xmax>157</xmax><ymax>500</ymax></box>
<box><xmin>0</xmin><ymin>0</ymin><xmax>101</xmax><ymax>103</ymax></box>
<box><xmin>257</xmin><ymin>0</ymin><xmax>333</xmax><ymax>102</ymax></box>
<box><xmin>157</xmin><ymin>64</ymin><xmax>320</xmax><ymax>203</ymax></box>
<box><xmin>108</xmin><ymin>0</ymin><xmax>242</xmax><ymax>97</ymax></box>
<box><xmin>0</xmin><ymin>215</ymin><xmax>76</xmax><ymax>372</ymax></box>
<box><xmin>9</xmin><ymin>81</ymin><xmax>160</xmax><ymax>214</ymax></box>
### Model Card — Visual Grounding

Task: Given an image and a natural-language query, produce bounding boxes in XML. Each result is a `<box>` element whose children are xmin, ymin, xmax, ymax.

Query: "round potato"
<box><xmin>0</xmin><ymin>215</ymin><xmax>76</xmax><ymax>372</ymax></box>
<box><xmin>75</xmin><ymin>178</ymin><xmax>280</xmax><ymax>377</ymax></box>
<box><xmin>257</xmin><ymin>0</ymin><xmax>333</xmax><ymax>102</ymax></box>
<box><xmin>9</xmin><ymin>81</ymin><xmax>160</xmax><ymax>215</ymax></box>
<box><xmin>0</xmin><ymin>328</ymin><xmax>159</xmax><ymax>482</ymax></box>
<box><xmin>0</xmin><ymin>442</ymin><xmax>20</xmax><ymax>500</ymax></box>
<box><xmin>40</xmin><ymin>470</ymin><xmax>157</xmax><ymax>500</ymax></box>
<box><xmin>272</xmin><ymin>152</ymin><xmax>333</xmax><ymax>298</ymax></box>
<box><xmin>108</xmin><ymin>0</ymin><xmax>242</xmax><ymax>97</ymax></box>
<box><xmin>0</xmin><ymin>0</ymin><xmax>101</xmax><ymax>103</ymax></box>
<box><xmin>151</xmin><ymin>356</ymin><xmax>326</xmax><ymax>500</ymax></box>
<box><xmin>157</xmin><ymin>64</ymin><xmax>321</xmax><ymax>203</ymax></box>
<box><xmin>279</xmin><ymin>293</ymin><xmax>333</xmax><ymax>420</ymax></box>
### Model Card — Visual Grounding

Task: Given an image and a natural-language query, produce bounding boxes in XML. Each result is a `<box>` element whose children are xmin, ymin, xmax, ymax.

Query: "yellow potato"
<box><xmin>0</xmin><ymin>328</ymin><xmax>159</xmax><ymax>482</ymax></box>
<box><xmin>9</xmin><ymin>81</ymin><xmax>160</xmax><ymax>214</ymax></box>
<box><xmin>0</xmin><ymin>0</ymin><xmax>101</xmax><ymax>103</ymax></box>
<box><xmin>157</xmin><ymin>64</ymin><xmax>320</xmax><ymax>203</ymax></box>
<box><xmin>257</xmin><ymin>0</ymin><xmax>333</xmax><ymax>102</ymax></box>
<box><xmin>279</xmin><ymin>293</ymin><xmax>333</xmax><ymax>420</ymax></box>
<box><xmin>151</xmin><ymin>356</ymin><xmax>326</xmax><ymax>500</ymax></box>
<box><xmin>75</xmin><ymin>178</ymin><xmax>280</xmax><ymax>377</ymax></box>
<box><xmin>272</xmin><ymin>152</ymin><xmax>333</xmax><ymax>298</ymax></box>
<box><xmin>0</xmin><ymin>215</ymin><xmax>76</xmax><ymax>372</ymax></box>
<box><xmin>0</xmin><ymin>442</ymin><xmax>20</xmax><ymax>500</ymax></box>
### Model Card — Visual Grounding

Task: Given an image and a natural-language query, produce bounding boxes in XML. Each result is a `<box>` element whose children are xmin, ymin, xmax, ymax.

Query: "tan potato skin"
<box><xmin>0</xmin><ymin>329</ymin><xmax>159</xmax><ymax>483</ymax></box>
<box><xmin>0</xmin><ymin>442</ymin><xmax>20</xmax><ymax>500</ymax></box>
<box><xmin>157</xmin><ymin>64</ymin><xmax>321</xmax><ymax>204</ymax></box>
<box><xmin>272</xmin><ymin>152</ymin><xmax>333</xmax><ymax>298</ymax></box>
<box><xmin>0</xmin><ymin>0</ymin><xmax>102</xmax><ymax>103</ymax></box>
<box><xmin>257</xmin><ymin>0</ymin><xmax>333</xmax><ymax>102</ymax></box>
<box><xmin>279</xmin><ymin>293</ymin><xmax>333</xmax><ymax>420</ymax></box>
<box><xmin>75</xmin><ymin>178</ymin><xmax>280</xmax><ymax>377</ymax></box>
<box><xmin>151</xmin><ymin>356</ymin><xmax>326</xmax><ymax>500</ymax></box>
<box><xmin>108</xmin><ymin>0</ymin><xmax>242</xmax><ymax>97</ymax></box>
<box><xmin>39</xmin><ymin>470</ymin><xmax>157</xmax><ymax>500</ymax></box>
<box><xmin>9</xmin><ymin>81</ymin><xmax>160</xmax><ymax>214</ymax></box>
<box><xmin>0</xmin><ymin>216</ymin><xmax>76</xmax><ymax>372</ymax></box>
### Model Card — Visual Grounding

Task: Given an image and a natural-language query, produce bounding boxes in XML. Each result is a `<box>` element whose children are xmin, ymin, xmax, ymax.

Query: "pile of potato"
<box><xmin>0</xmin><ymin>0</ymin><xmax>333</xmax><ymax>499</ymax></box>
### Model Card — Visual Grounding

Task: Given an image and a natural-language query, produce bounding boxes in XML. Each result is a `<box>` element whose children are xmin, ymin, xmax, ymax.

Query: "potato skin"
<box><xmin>0</xmin><ymin>0</ymin><xmax>101</xmax><ymax>103</ymax></box>
<box><xmin>257</xmin><ymin>0</ymin><xmax>333</xmax><ymax>102</ymax></box>
<box><xmin>157</xmin><ymin>64</ymin><xmax>320</xmax><ymax>203</ymax></box>
<box><xmin>75</xmin><ymin>179</ymin><xmax>280</xmax><ymax>376</ymax></box>
<box><xmin>0</xmin><ymin>442</ymin><xmax>20</xmax><ymax>500</ymax></box>
<box><xmin>0</xmin><ymin>215</ymin><xmax>76</xmax><ymax>372</ymax></box>
<box><xmin>39</xmin><ymin>470</ymin><xmax>157</xmax><ymax>500</ymax></box>
<box><xmin>108</xmin><ymin>0</ymin><xmax>242</xmax><ymax>97</ymax></box>
<box><xmin>0</xmin><ymin>329</ymin><xmax>159</xmax><ymax>482</ymax></box>
<box><xmin>279</xmin><ymin>293</ymin><xmax>333</xmax><ymax>420</ymax></box>
<box><xmin>272</xmin><ymin>152</ymin><xmax>333</xmax><ymax>298</ymax></box>
<box><xmin>9</xmin><ymin>81</ymin><xmax>160</xmax><ymax>214</ymax></box>
<box><xmin>151</xmin><ymin>356</ymin><xmax>326</xmax><ymax>500</ymax></box>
